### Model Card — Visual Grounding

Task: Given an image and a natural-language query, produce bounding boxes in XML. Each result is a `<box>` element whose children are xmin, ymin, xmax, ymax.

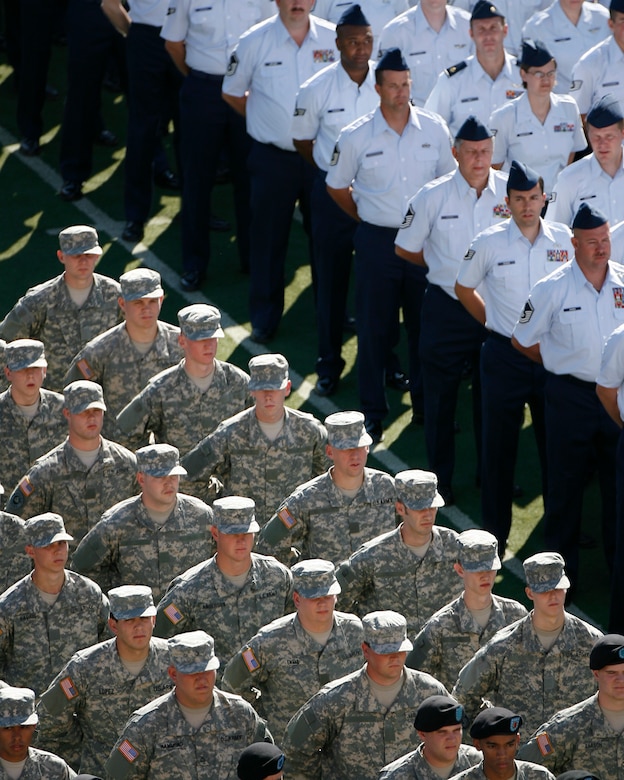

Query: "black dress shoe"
<box><xmin>210</xmin><ymin>215</ymin><xmax>232</xmax><ymax>232</ymax></box>
<box><xmin>386</xmin><ymin>370</ymin><xmax>410</xmax><ymax>392</ymax></box>
<box><xmin>438</xmin><ymin>484</ymin><xmax>455</xmax><ymax>506</ymax></box>
<box><xmin>122</xmin><ymin>221</ymin><xmax>144</xmax><ymax>242</ymax></box>
<box><xmin>19</xmin><ymin>138</ymin><xmax>40</xmax><ymax>156</ymax></box>
<box><xmin>154</xmin><ymin>169</ymin><xmax>180</xmax><ymax>190</ymax></box>
<box><xmin>96</xmin><ymin>129</ymin><xmax>119</xmax><ymax>147</ymax></box>
<box><xmin>250</xmin><ymin>328</ymin><xmax>274</xmax><ymax>344</ymax></box>
<box><xmin>180</xmin><ymin>272</ymin><xmax>204</xmax><ymax>292</ymax></box>
<box><xmin>314</xmin><ymin>376</ymin><xmax>338</xmax><ymax>397</ymax></box>
<box><xmin>364</xmin><ymin>418</ymin><xmax>384</xmax><ymax>444</ymax></box>
<box><xmin>59</xmin><ymin>180</ymin><xmax>83</xmax><ymax>202</ymax></box>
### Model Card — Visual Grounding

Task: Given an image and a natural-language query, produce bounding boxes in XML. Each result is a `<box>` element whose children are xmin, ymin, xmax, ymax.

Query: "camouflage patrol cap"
<box><xmin>0</xmin><ymin>687</ymin><xmax>38</xmax><ymax>728</ymax></box>
<box><xmin>292</xmin><ymin>559</ymin><xmax>341</xmax><ymax>599</ymax></box>
<box><xmin>26</xmin><ymin>512</ymin><xmax>73</xmax><ymax>547</ymax></box>
<box><xmin>63</xmin><ymin>380</ymin><xmax>107</xmax><ymax>414</ymax></box>
<box><xmin>457</xmin><ymin>529</ymin><xmax>501</xmax><ymax>572</ymax></box>
<box><xmin>469</xmin><ymin>707</ymin><xmax>522</xmax><ymax>739</ymax></box>
<box><xmin>363</xmin><ymin>610</ymin><xmax>413</xmax><ymax>654</ymax></box>
<box><xmin>589</xmin><ymin>634</ymin><xmax>624</xmax><ymax>670</ymax></box>
<box><xmin>414</xmin><ymin>695</ymin><xmax>464</xmax><ymax>732</ymax></box>
<box><xmin>58</xmin><ymin>225</ymin><xmax>103</xmax><ymax>256</ymax></box>
<box><xmin>248</xmin><ymin>354</ymin><xmax>289</xmax><ymax>391</ymax></box>
<box><xmin>395</xmin><ymin>469</ymin><xmax>444</xmax><ymax>510</ymax></box>
<box><xmin>178</xmin><ymin>304</ymin><xmax>224</xmax><ymax>340</ymax></box>
<box><xmin>213</xmin><ymin>496</ymin><xmax>260</xmax><ymax>534</ymax></box>
<box><xmin>136</xmin><ymin>444</ymin><xmax>187</xmax><ymax>477</ymax></box>
<box><xmin>168</xmin><ymin>630</ymin><xmax>220</xmax><ymax>673</ymax></box>
<box><xmin>523</xmin><ymin>551</ymin><xmax>570</xmax><ymax>592</ymax></box>
<box><xmin>325</xmin><ymin>411</ymin><xmax>372</xmax><ymax>449</ymax></box>
<box><xmin>119</xmin><ymin>268</ymin><xmax>164</xmax><ymax>301</ymax></box>
<box><xmin>108</xmin><ymin>585</ymin><xmax>157</xmax><ymax>621</ymax></box>
<box><xmin>5</xmin><ymin>339</ymin><xmax>47</xmax><ymax>372</ymax></box>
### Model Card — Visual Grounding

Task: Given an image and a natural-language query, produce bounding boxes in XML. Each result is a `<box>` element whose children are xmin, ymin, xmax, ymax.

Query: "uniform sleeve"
<box><xmin>570</xmin><ymin>56</ymin><xmax>596</xmax><ymax>116</ymax></box>
<box><xmin>435</xmin><ymin>122</ymin><xmax>456</xmax><ymax>178</ymax></box>
<box><xmin>312</xmin><ymin>424</ymin><xmax>329</xmax><ymax>475</ymax></box>
<box><xmin>335</xmin><ymin>549</ymin><xmax>371</xmax><ymax>614</ymax></box>
<box><xmin>283</xmin><ymin>698</ymin><xmax>330</xmax><ymax>780</ymax></box>
<box><xmin>598</xmin><ymin>326</ymin><xmax>624</xmax><ymax>388</ymax></box>
<box><xmin>456</xmin><ymin>231</ymin><xmax>492</xmax><ymax>289</ymax></box>
<box><xmin>116</xmin><ymin>389</ymin><xmax>152</xmax><ymax>439</ymax></box>
<box><xmin>256</xmin><ymin>495</ymin><xmax>306</xmax><ymax>565</ymax></box>
<box><xmin>222</xmin><ymin>33</ymin><xmax>255</xmax><ymax>98</ymax></box>
<box><xmin>424</xmin><ymin>72</ymin><xmax>453</xmax><ymax>127</ymax></box>
<box><xmin>6</xmin><ymin>465</ymin><xmax>50</xmax><ymax>518</ymax></box>
<box><xmin>292</xmin><ymin>78</ymin><xmax>324</xmax><ymax>141</ymax></box>
<box><xmin>451</xmin><ymin>645</ymin><xmax>500</xmax><ymax>724</ymax></box>
<box><xmin>180</xmin><ymin>429</ymin><xmax>226</xmax><ymax>481</ymax></box>
<box><xmin>160</xmin><ymin>0</ymin><xmax>190</xmax><ymax>43</ymax></box>
<box><xmin>0</xmin><ymin>609</ymin><xmax>13</xmax><ymax>681</ymax></box>
<box><xmin>221</xmin><ymin>636</ymin><xmax>270</xmax><ymax>705</ymax></box>
<box><xmin>394</xmin><ymin>184</ymin><xmax>436</xmax><ymax>253</ymax></box>
<box><xmin>516</xmin><ymin>719</ymin><xmax>573</xmax><ymax>774</ymax></box>
<box><xmin>325</xmin><ymin>127</ymin><xmax>361</xmax><ymax>190</ymax></box>
<box><xmin>0</xmin><ymin>290</ymin><xmax>45</xmax><ymax>341</ymax></box>
<box><xmin>406</xmin><ymin>621</ymin><xmax>443</xmax><ymax>681</ymax></box>
<box><xmin>70</xmin><ymin>522</ymin><xmax>115</xmax><ymax>590</ymax></box>
<box><xmin>489</xmin><ymin>105</ymin><xmax>510</xmax><ymax>167</ymax></box>
<box><xmin>569</xmin><ymin>100</ymin><xmax>587</xmax><ymax>153</ymax></box>
<box><xmin>549</xmin><ymin>170</ymin><xmax>575</xmax><ymax>227</ymax></box>
<box><xmin>154</xmin><ymin>580</ymin><xmax>192</xmax><ymax>638</ymax></box>
<box><xmin>511</xmin><ymin>276</ymin><xmax>556</xmax><ymax>348</ymax></box>
<box><xmin>64</xmin><ymin>343</ymin><xmax>103</xmax><ymax>386</ymax></box>
<box><xmin>36</xmin><ymin>658</ymin><xmax>85</xmax><ymax>768</ymax></box>
<box><xmin>98</xmin><ymin>591</ymin><xmax>111</xmax><ymax>640</ymax></box>
<box><xmin>105</xmin><ymin>715</ymin><xmax>151</xmax><ymax>780</ymax></box>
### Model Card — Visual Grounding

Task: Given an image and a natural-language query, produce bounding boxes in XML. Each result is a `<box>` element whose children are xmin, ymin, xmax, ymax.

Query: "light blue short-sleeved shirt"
<box><xmin>550</xmin><ymin>151</ymin><xmax>624</xmax><ymax>226</ymax></box>
<box><xmin>571</xmin><ymin>35</ymin><xmax>624</xmax><ymax>116</ymax></box>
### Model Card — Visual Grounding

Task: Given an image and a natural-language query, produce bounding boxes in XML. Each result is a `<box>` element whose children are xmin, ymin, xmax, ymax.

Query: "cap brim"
<box><xmin>176</xmin><ymin>656</ymin><xmax>220</xmax><ymax>674</ymax></box>
<box><xmin>295</xmin><ymin>581</ymin><xmax>342</xmax><ymax>599</ymax></box>
<box><xmin>404</xmin><ymin>491</ymin><xmax>445</xmax><ymax>510</ymax></box>
<box><xmin>7</xmin><ymin>358</ymin><xmax>48</xmax><ymax>371</ymax></box>
<box><xmin>218</xmin><ymin>521</ymin><xmax>261</xmax><ymax>534</ymax></box>
<box><xmin>114</xmin><ymin>606</ymin><xmax>157</xmax><ymax>620</ymax></box>
<box><xmin>184</xmin><ymin>327</ymin><xmax>225</xmax><ymax>340</ymax></box>
<box><xmin>32</xmin><ymin>531</ymin><xmax>74</xmax><ymax>546</ymax></box>
<box><xmin>64</xmin><ymin>245</ymin><xmax>103</xmax><ymax>257</ymax></box>
<box><xmin>143</xmin><ymin>465</ymin><xmax>188</xmax><ymax>477</ymax></box>
<box><xmin>0</xmin><ymin>712</ymin><xmax>38</xmax><ymax>728</ymax></box>
<box><xmin>369</xmin><ymin>637</ymin><xmax>413</xmax><ymax>654</ymax></box>
<box><xmin>72</xmin><ymin>401</ymin><xmax>107</xmax><ymax>414</ymax></box>
<box><xmin>330</xmin><ymin>433</ymin><xmax>373</xmax><ymax>449</ymax></box>
<box><xmin>123</xmin><ymin>287</ymin><xmax>164</xmax><ymax>301</ymax></box>
<box><xmin>529</xmin><ymin>574</ymin><xmax>571</xmax><ymax>593</ymax></box>
<box><xmin>461</xmin><ymin>555</ymin><xmax>502</xmax><ymax>572</ymax></box>
<box><xmin>248</xmin><ymin>379</ymin><xmax>289</xmax><ymax>391</ymax></box>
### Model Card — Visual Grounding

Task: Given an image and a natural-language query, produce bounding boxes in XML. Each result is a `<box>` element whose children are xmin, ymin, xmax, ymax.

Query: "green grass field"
<box><xmin>0</xmin><ymin>43</ymin><xmax>611</xmax><ymax>627</ymax></box>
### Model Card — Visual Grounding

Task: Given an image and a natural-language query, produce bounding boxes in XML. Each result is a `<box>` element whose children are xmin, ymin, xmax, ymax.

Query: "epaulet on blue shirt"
<box><xmin>445</xmin><ymin>61</ymin><xmax>467</xmax><ymax>77</ymax></box>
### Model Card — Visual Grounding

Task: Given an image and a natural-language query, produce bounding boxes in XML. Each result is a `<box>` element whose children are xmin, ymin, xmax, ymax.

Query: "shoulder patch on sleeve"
<box><xmin>293</xmin><ymin>106</ymin><xmax>306</xmax><ymax>116</ymax></box>
<box><xmin>166</xmin><ymin>6</ymin><xmax>175</xmax><ymax>13</ymax></box>
<box><xmin>518</xmin><ymin>299</ymin><xmax>534</xmax><ymax>324</ymax></box>
<box><xmin>118</xmin><ymin>739</ymin><xmax>139</xmax><ymax>763</ymax></box>
<box><xmin>60</xmin><ymin>676</ymin><xmax>79</xmax><ymax>700</ymax></box>
<box><xmin>76</xmin><ymin>358</ymin><xmax>94</xmax><ymax>380</ymax></box>
<box><xmin>226</xmin><ymin>53</ymin><xmax>239</xmax><ymax>77</ymax></box>
<box><xmin>401</xmin><ymin>204</ymin><xmax>415</xmax><ymax>229</ymax></box>
<box><xmin>163</xmin><ymin>603</ymin><xmax>183</xmax><ymax>624</ymax></box>
<box><xmin>19</xmin><ymin>477</ymin><xmax>34</xmax><ymax>497</ymax></box>
<box><xmin>329</xmin><ymin>144</ymin><xmax>340</xmax><ymax>166</ymax></box>
<box><xmin>242</xmin><ymin>647</ymin><xmax>261</xmax><ymax>673</ymax></box>
<box><xmin>445</xmin><ymin>61</ymin><xmax>467</xmax><ymax>77</ymax></box>
<box><xmin>570</xmin><ymin>79</ymin><xmax>582</xmax><ymax>91</ymax></box>
<box><xmin>536</xmin><ymin>731</ymin><xmax>554</xmax><ymax>756</ymax></box>
<box><xmin>464</xmin><ymin>248</ymin><xmax>475</xmax><ymax>260</ymax></box>
<box><xmin>278</xmin><ymin>507</ymin><xmax>297</xmax><ymax>529</ymax></box>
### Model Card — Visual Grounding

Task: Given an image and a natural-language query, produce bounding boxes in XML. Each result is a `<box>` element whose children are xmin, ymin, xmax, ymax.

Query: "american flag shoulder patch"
<box><xmin>118</xmin><ymin>739</ymin><xmax>139</xmax><ymax>763</ymax></box>
<box><xmin>536</xmin><ymin>732</ymin><xmax>553</xmax><ymax>756</ymax></box>
<box><xmin>19</xmin><ymin>477</ymin><xmax>34</xmax><ymax>497</ymax></box>
<box><xmin>277</xmin><ymin>507</ymin><xmax>297</xmax><ymax>529</ymax></box>
<box><xmin>60</xmin><ymin>676</ymin><xmax>79</xmax><ymax>700</ymax></box>
<box><xmin>242</xmin><ymin>647</ymin><xmax>261</xmax><ymax>673</ymax></box>
<box><xmin>164</xmin><ymin>603</ymin><xmax>183</xmax><ymax>624</ymax></box>
<box><xmin>77</xmin><ymin>358</ymin><xmax>94</xmax><ymax>380</ymax></box>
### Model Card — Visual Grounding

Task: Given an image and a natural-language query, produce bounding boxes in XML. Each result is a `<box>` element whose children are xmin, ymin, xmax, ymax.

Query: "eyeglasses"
<box><xmin>527</xmin><ymin>69</ymin><xmax>557</xmax><ymax>80</ymax></box>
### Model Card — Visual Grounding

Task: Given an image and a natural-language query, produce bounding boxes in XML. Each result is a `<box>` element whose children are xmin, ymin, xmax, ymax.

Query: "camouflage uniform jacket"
<box><xmin>517</xmin><ymin>693</ymin><xmax>624</xmax><ymax>777</ymax></box>
<box><xmin>256</xmin><ymin>468</ymin><xmax>397</xmax><ymax>564</ymax></box>
<box><xmin>451</xmin><ymin>612</ymin><xmax>603</xmax><ymax>740</ymax></box>
<box><xmin>407</xmin><ymin>593</ymin><xmax>529</xmax><ymax>689</ymax></box>
<box><xmin>0</xmin><ymin>387</ymin><xmax>66</xmax><ymax>494</ymax></box>
<box><xmin>0</xmin><ymin>273</ymin><xmax>122</xmax><ymax>391</ymax></box>
<box><xmin>64</xmin><ymin>321</ymin><xmax>183</xmax><ymax>449</ymax></box>
<box><xmin>0</xmin><ymin>511</ymin><xmax>32</xmax><ymax>592</ymax></box>
<box><xmin>70</xmin><ymin>493</ymin><xmax>214</xmax><ymax>601</ymax></box>
<box><xmin>154</xmin><ymin>553</ymin><xmax>293</xmax><ymax>664</ymax></box>
<box><xmin>451</xmin><ymin>759</ymin><xmax>555</xmax><ymax>780</ymax></box>
<box><xmin>37</xmin><ymin>636</ymin><xmax>173</xmax><ymax>775</ymax></box>
<box><xmin>221</xmin><ymin>610</ymin><xmax>364</xmax><ymax>737</ymax></box>
<box><xmin>181</xmin><ymin>406</ymin><xmax>329</xmax><ymax>524</ymax></box>
<box><xmin>105</xmin><ymin>688</ymin><xmax>272</xmax><ymax>780</ymax></box>
<box><xmin>0</xmin><ymin>747</ymin><xmax>77</xmax><ymax>780</ymax></box>
<box><xmin>283</xmin><ymin>666</ymin><xmax>450</xmax><ymax>780</ymax></box>
<box><xmin>336</xmin><ymin>525</ymin><xmax>463</xmax><ymax>636</ymax></box>
<box><xmin>378</xmin><ymin>741</ymin><xmax>482</xmax><ymax>780</ymax></box>
<box><xmin>0</xmin><ymin>569</ymin><xmax>109</xmax><ymax>694</ymax></box>
<box><xmin>5</xmin><ymin>437</ymin><xmax>137</xmax><ymax>543</ymax></box>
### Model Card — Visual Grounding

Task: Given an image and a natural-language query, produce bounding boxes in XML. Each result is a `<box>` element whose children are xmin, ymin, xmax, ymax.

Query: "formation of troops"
<box><xmin>6</xmin><ymin>0</ymin><xmax>624</xmax><ymax>772</ymax></box>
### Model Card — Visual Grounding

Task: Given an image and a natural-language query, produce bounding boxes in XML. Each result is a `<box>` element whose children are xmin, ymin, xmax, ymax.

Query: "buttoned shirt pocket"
<box><xmin>491</xmin><ymin>260</ymin><xmax>522</xmax><ymax>290</ymax></box>
<box><xmin>556</xmin><ymin>306</ymin><xmax>589</xmax><ymax>350</ymax></box>
<box><xmin>411</xmin><ymin>143</ymin><xmax>444</xmax><ymax>185</ymax></box>
<box><xmin>190</xmin><ymin>5</ymin><xmax>218</xmax><ymax>37</ymax></box>
<box><xmin>358</xmin><ymin>151</ymin><xmax>393</xmax><ymax>194</ymax></box>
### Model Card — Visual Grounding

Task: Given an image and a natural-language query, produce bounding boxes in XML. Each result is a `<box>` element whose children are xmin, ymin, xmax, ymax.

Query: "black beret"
<box><xmin>337</xmin><ymin>3</ymin><xmax>370</xmax><ymax>26</ymax></box>
<box><xmin>414</xmin><ymin>695</ymin><xmax>465</xmax><ymax>732</ymax></box>
<box><xmin>508</xmin><ymin>160</ymin><xmax>541</xmax><ymax>191</ymax></box>
<box><xmin>470</xmin><ymin>708</ymin><xmax>522</xmax><ymax>739</ymax></box>
<box><xmin>377</xmin><ymin>47</ymin><xmax>409</xmax><ymax>72</ymax></box>
<box><xmin>456</xmin><ymin>115</ymin><xmax>494</xmax><ymax>142</ymax></box>
<box><xmin>572</xmin><ymin>202</ymin><xmax>608</xmax><ymax>230</ymax></box>
<box><xmin>556</xmin><ymin>772</ymin><xmax>601</xmax><ymax>780</ymax></box>
<box><xmin>589</xmin><ymin>634</ymin><xmax>624</xmax><ymax>670</ymax></box>
<box><xmin>237</xmin><ymin>743</ymin><xmax>285</xmax><ymax>780</ymax></box>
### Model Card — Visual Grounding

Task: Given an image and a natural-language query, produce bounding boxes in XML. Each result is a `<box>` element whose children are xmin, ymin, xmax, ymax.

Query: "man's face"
<box><xmin>57</xmin><ymin>251</ymin><xmax>99</xmax><ymax>286</ymax></box>
<box><xmin>251</xmin><ymin>385</ymin><xmax>291</xmax><ymax>422</ymax></box>
<box><xmin>594</xmin><ymin>664</ymin><xmax>624</xmax><ymax>702</ymax></box>
<box><xmin>5</xmin><ymin>366</ymin><xmax>46</xmax><ymax>400</ymax></box>
<box><xmin>397</xmin><ymin>503</ymin><xmax>437</xmax><ymax>536</ymax></box>
<box><xmin>470</xmin><ymin>17</ymin><xmax>507</xmax><ymax>57</ymax></box>
<box><xmin>420</xmin><ymin>724</ymin><xmax>463</xmax><ymax>767</ymax></box>
<box><xmin>293</xmin><ymin>592</ymin><xmax>337</xmax><ymax>626</ymax></box>
<box><xmin>456</xmin><ymin>565</ymin><xmax>497</xmax><ymax>599</ymax></box>
<box><xmin>525</xmin><ymin>587</ymin><xmax>566</xmax><ymax>618</ymax></box>
<box><xmin>572</xmin><ymin>223</ymin><xmax>611</xmax><ymax>274</ymax></box>
<box><xmin>507</xmin><ymin>184</ymin><xmax>545</xmax><ymax>230</ymax></box>
<box><xmin>110</xmin><ymin>616</ymin><xmax>155</xmax><ymax>653</ymax></box>
<box><xmin>609</xmin><ymin>10</ymin><xmax>624</xmax><ymax>49</ymax></box>
<box><xmin>211</xmin><ymin>528</ymin><xmax>255</xmax><ymax>565</ymax></box>
<box><xmin>64</xmin><ymin>406</ymin><xmax>104</xmax><ymax>442</ymax></box>
<box><xmin>276</xmin><ymin>0</ymin><xmax>314</xmax><ymax>26</ymax></box>
<box><xmin>169</xmin><ymin>667</ymin><xmax>216</xmax><ymax>708</ymax></box>
<box><xmin>587</xmin><ymin>123</ymin><xmax>624</xmax><ymax>169</ymax></box>
<box><xmin>26</xmin><ymin>540</ymin><xmax>69</xmax><ymax>575</ymax></box>
<box><xmin>120</xmin><ymin>296</ymin><xmax>163</xmax><ymax>330</ymax></box>
<box><xmin>179</xmin><ymin>335</ymin><xmax>219</xmax><ymax>368</ymax></box>
<box><xmin>336</xmin><ymin>25</ymin><xmax>373</xmax><ymax>71</ymax></box>
<box><xmin>454</xmin><ymin>138</ymin><xmax>493</xmax><ymax>184</ymax></box>
<box><xmin>375</xmin><ymin>70</ymin><xmax>411</xmax><ymax>113</ymax></box>
<box><xmin>362</xmin><ymin>643</ymin><xmax>406</xmax><ymax>683</ymax></box>
<box><xmin>0</xmin><ymin>725</ymin><xmax>36</xmax><ymax>762</ymax></box>
<box><xmin>327</xmin><ymin>445</ymin><xmax>368</xmax><ymax>479</ymax></box>
<box><xmin>473</xmin><ymin>734</ymin><xmax>519</xmax><ymax>779</ymax></box>
<box><xmin>138</xmin><ymin>473</ymin><xmax>179</xmax><ymax>509</ymax></box>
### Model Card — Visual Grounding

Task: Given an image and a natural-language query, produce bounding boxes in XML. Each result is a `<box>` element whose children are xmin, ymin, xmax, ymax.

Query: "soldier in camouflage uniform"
<box><xmin>181</xmin><ymin>354</ymin><xmax>328</xmax><ymax>524</ymax></box>
<box><xmin>36</xmin><ymin>585</ymin><xmax>173</xmax><ymax>775</ymax></box>
<box><xmin>0</xmin><ymin>226</ymin><xmax>122</xmax><ymax>392</ymax></box>
<box><xmin>407</xmin><ymin>530</ymin><xmax>528</xmax><ymax>688</ymax></box>
<box><xmin>518</xmin><ymin>634</ymin><xmax>624</xmax><ymax>778</ymax></box>
<box><xmin>452</xmin><ymin>553</ymin><xmax>603</xmax><ymax>741</ymax></box>
<box><xmin>105</xmin><ymin>630</ymin><xmax>272</xmax><ymax>780</ymax></box>
<box><xmin>336</xmin><ymin>470</ymin><xmax>462</xmax><ymax>636</ymax></box>
<box><xmin>0</xmin><ymin>513</ymin><xmax>109</xmax><ymax>695</ymax></box>
<box><xmin>0</xmin><ymin>510</ymin><xmax>30</xmax><ymax>592</ymax></box>
<box><xmin>155</xmin><ymin>496</ymin><xmax>292</xmax><ymax>667</ymax></box>
<box><xmin>378</xmin><ymin>695</ymin><xmax>481</xmax><ymax>780</ymax></box>
<box><xmin>221</xmin><ymin>558</ymin><xmax>363</xmax><ymax>737</ymax></box>
<box><xmin>0</xmin><ymin>686</ymin><xmax>76</xmax><ymax>780</ymax></box>
<box><xmin>64</xmin><ymin>269</ymin><xmax>183</xmax><ymax>450</ymax></box>
<box><xmin>116</xmin><ymin>304</ymin><xmax>251</xmax><ymax>501</ymax></box>
<box><xmin>257</xmin><ymin>412</ymin><xmax>396</xmax><ymax>564</ymax></box>
<box><xmin>0</xmin><ymin>340</ymin><xmax>66</xmax><ymax>493</ymax></box>
<box><xmin>5</xmin><ymin>381</ymin><xmax>137</xmax><ymax>542</ymax></box>
<box><xmin>71</xmin><ymin>444</ymin><xmax>213</xmax><ymax>601</ymax></box>
<box><xmin>283</xmin><ymin>610</ymin><xmax>449</xmax><ymax>780</ymax></box>
<box><xmin>453</xmin><ymin>708</ymin><xmax>555</xmax><ymax>780</ymax></box>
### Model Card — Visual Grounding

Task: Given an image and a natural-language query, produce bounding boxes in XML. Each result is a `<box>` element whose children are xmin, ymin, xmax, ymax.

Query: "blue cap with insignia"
<box><xmin>470</xmin><ymin>0</ymin><xmax>504</xmax><ymax>19</ymax></box>
<box><xmin>470</xmin><ymin>707</ymin><xmax>522</xmax><ymax>739</ymax></box>
<box><xmin>376</xmin><ymin>47</ymin><xmax>408</xmax><ymax>72</ymax></box>
<box><xmin>589</xmin><ymin>634</ymin><xmax>624</xmax><ymax>670</ymax></box>
<box><xmin>587</xmin><ymin>93</ymin><xmax>624</xmax><ymax>128</ymax></box>
<box><xmin>610</xmin><ymin>0</ymin><xmax>624</xmax><ymax>15</ymax></box>
<box><xmin>414</xmin><ymin>695</ymin><xmax>465</xmax><ymax>732</ymax></box>
<box><xmin>519</xmin><ymin>39</ymin><xmax>554</xmax><ymax>69</ymax></box>
<box><xmin>455</xmin><ymin>115</ymin><xmax>494</xmax><ymax>142</ymax></box>
<box><xmin>237</xmin><ymin>743</ymin><xmax>285</xmax><ymax>780</ymax></box>
<box><xmin>572</xmin><ymin>202</ymin><xmax>608</xmax><ymax>230</ymax></box>
<box><xmin>507</xmin><ymin>160</ymin><xmax>541</xmax><ymax>191</ymax></box>
<box><xmin>337</xmin><ymin>3</ymin><xmax>370</xmax><ymax>26</ymax></box>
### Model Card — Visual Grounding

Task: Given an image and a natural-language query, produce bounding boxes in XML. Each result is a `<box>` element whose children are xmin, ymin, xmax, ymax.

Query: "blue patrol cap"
<box><xmin>572</xmin><ymin>202</ymin><xmax>608</xmax><ymax>230</ymax></box>
<box><xmin>456</xmin><ymin>115</ymin><xmax>494</xmax><ymax>142</ymax></box>
<box><xmin>507</xmin><ymin>160</ymin><xmax>541</xmax><ymax>191</ymax></box>
<box><xmin>519</xmin><ymin>39</ymin><xmax>554</xmax><ymax>69</ymax></box>
<box><xmin>470</xmin><ymin>707</ymin><xmax>522</xmax><ymax>739</ymax></box>
<box><xmin>377</xmin><ymin>47</ymin><xmax>408</xmax><ymax>72</ymax></box>
<box><xmin>589</xmin><ymin>634</ymin><xmax>624</xmax><ymax>670</ymax></box>
<box><xmin>414</xmin><ymin>695</ymin><xmax>465</xmax><ymax>732</ymax></box>
<box><xmin>610</xmin><ymin>0</ymin><xmax>624</xmax><ymax>14</ymax></box>
<box><xmin>337</xmin><ymin>3</ymin><xmax>370</xmax><ymax>26</ymax></box>
<box><xmin>587</xmin><ymin>93</ymin><xmax>624</xmax><ymax>128</ymax></box>
<box><xmin>471</xmin><ymin>0</ymin><xmax>504</xmax><ymax>20</ymax></box>
<box><xmin>237</xmin><ymin>743</ymin><xmax>285</xmax><ymax>780</ymax></box>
